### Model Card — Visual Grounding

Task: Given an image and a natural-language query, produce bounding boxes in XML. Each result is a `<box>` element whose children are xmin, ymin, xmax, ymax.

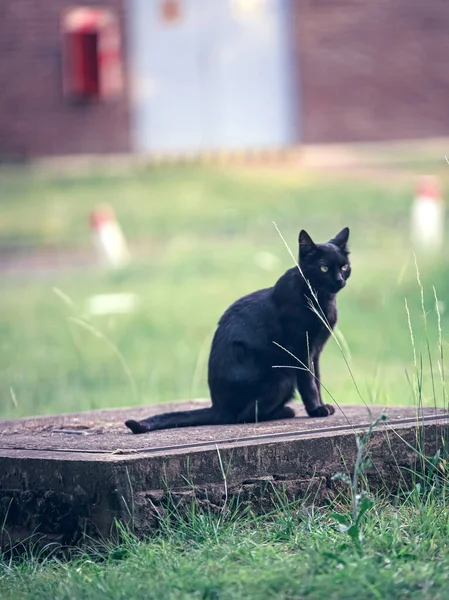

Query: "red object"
<box><xmin>62</xmin><ymin>9</ymin><xmax>123</xmax><ymax>101</ymax></box>
<box><xmin>417</xmin><ymin>177</ymin><xmax>443</xmax><ymax>202</ymax></box>
<box><xmin>66</xmin><ymin>30</ymin><xmax>100</xmax><ymax>97</ymax></box>
<box><xmin>161</xmin><ymin>0</ymin><xmax>182</xmax><ymax>23</ymax></box>
<box><xmin>90</xmin><ymin>207</ymin><xmax>116</xmax><ymax>230</ymax></box>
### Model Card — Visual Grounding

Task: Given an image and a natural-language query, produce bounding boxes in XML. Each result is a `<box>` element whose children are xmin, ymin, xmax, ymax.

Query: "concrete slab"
<box><xmin>1</xmin><ymin>401</ymin><xmax>448</xmax><ymax>548</ymax></box>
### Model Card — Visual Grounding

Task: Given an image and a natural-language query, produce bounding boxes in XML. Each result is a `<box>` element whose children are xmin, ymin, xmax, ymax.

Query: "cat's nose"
<box><xmin>337</xmin><ymin>279</ymin><xmax>346</xmax><ymax>289</ymax></box>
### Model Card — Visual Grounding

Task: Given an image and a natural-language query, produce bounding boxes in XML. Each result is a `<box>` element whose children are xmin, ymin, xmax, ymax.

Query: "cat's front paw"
<box><xmin>307</xmin><ymin>404</ymin><xmax>335</xmax><ymax>418</ymax></box>
<box><xmin>125</xmin><ymin>419</ymin><xmax>152</xmax><ymax>434</ymax></box>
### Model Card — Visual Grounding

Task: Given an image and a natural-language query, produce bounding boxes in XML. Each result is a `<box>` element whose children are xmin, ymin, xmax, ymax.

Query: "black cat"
<box><xmin>125</xmin><ymin>228</ymin><xmax>351</xmax><ymax>433</ymax></box>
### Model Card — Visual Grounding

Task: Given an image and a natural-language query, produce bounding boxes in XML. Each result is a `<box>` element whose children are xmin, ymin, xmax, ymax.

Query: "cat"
<box><xmin>125</xmin><ymin>227</ymin><xmax>351</xmax><ymax>434</ymax></box>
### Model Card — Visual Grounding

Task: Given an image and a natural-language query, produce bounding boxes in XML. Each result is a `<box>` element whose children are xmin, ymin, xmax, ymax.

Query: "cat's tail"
<box><xmin>125</xmin><ymin>407</ymin><xmax>225</xmax><ymax>434</ymax></box>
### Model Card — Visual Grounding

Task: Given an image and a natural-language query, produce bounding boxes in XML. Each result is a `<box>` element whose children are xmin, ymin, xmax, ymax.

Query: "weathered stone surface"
<box><xmin>0</xmin><ymin>401</ymin><xmax>448</xmax><ymax>548</ymax></box>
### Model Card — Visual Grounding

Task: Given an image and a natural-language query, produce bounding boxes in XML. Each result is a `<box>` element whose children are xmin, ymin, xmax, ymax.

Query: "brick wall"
<box><xmin>3</xmin><ymin>1</ymin><xmax>449</xmax><ymax>157</ymax></box>
<box><xmin>293</xmin><ymin>0</ymin><xmax>449</xmax><ymax>143</ymax></box>
<box><xmin>0</xmin><ymin>1</ymin><xmax>130</xmax><ymax>158</ymax></box>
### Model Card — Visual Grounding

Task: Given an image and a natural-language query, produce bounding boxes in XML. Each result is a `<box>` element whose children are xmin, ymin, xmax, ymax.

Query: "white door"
<box><xmin>128</xmin><ymin>0</ymin><xmax>295</xmax><ymax>153</ymax></box>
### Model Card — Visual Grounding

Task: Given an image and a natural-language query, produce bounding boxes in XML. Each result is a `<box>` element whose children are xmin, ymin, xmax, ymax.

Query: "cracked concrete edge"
<box><xmin>0</xmin><ymin>412</ymin><xmax>445</xmax><ymax>461</ymax></box>
<box><xmin>0</xmin><ymin>419</ymin><xmax>447</xmax><ymax>547</ymax></box>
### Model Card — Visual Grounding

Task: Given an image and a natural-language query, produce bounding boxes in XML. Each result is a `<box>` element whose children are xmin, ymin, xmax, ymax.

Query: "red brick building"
<box><xmin>0</xmin><ymin>1</ymin><xmax>129</xmax><ymax>158</ymax></box>
<box><xmin>295</xmin><ymin>0</ymin><xmax>449</xmax><ymax>144</ymax></box>
<box><xmin>1</xmin><ymin>0</ymin><xmax>449</xmax><ymax>159</ymax></box>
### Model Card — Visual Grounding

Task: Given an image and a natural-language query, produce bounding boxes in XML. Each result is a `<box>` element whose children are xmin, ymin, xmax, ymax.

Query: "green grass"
<box><xmin>2</xmin><ymin>488</ymin><xmax>449</xmax><ymax>600</ymax></box>
<box><xmin>1</xmin><ymin>163</ymin><xmax>449</xmax><ymax>419</ymax></box>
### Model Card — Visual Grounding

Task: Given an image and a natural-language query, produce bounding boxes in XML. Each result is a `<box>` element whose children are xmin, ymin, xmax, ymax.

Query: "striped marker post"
<box><xmin>411</xmin><ymin>176</ymin><xmax>444</xmax><ymax>254</ymax></box>
<box><xmin>90</xmin><ymin>206</ymin><xmax>130</xmax><ymax>267</ymax></box>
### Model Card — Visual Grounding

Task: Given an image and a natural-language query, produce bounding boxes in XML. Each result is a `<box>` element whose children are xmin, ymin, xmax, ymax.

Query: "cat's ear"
<box><xmin>298</xmin><ymin>230</ymin><xmax>317</xmax><ymax>253</ymax></box>
<box><xmin>329</xmin><ymin>227</ymin><xmax>350</xmax><ymax>250</ymax></box>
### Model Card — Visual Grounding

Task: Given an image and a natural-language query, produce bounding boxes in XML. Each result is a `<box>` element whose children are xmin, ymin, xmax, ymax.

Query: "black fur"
<box><xmin>125</xmin><ymin>228</ymin><xmax>351</xmax><ymax>433</ymax></box>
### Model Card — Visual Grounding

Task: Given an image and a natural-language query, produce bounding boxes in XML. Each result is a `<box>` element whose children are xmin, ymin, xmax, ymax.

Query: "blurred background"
<box><xmin>1</xmin><ymin>0</ymin><xmax>449</xmax><ymax>420</ymax></box>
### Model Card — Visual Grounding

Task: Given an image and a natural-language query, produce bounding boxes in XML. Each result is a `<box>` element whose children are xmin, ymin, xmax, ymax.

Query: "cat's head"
<box><xmin>298</xmin><ymin>227</ymin><xmax>351</xmax><ymax>293</ymax></box>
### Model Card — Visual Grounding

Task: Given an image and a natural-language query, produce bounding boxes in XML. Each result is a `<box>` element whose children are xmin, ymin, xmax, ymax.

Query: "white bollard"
<box><xmin>90</xmin><ymin>206</ymin><xmax>130</xmax><ymax>267</ymax></box>
<box><xmin>410</xmin><ymin>176</ymin><xmax>444</xmax><ymax>254</ymax></box>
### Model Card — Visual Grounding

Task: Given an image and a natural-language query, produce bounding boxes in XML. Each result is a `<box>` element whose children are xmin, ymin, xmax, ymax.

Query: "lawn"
<box><xmin>2</xmin><ymin>490</ymin><xmax>449</xmax><ymax>600</ymax></box>
<box><xmin>2</xmin><ymin>154</ymin><xmax>449</xmax><ymax>599</ymax></box>
<box><xmin>1</xmin><ymin>160</ymin><xmax>448</xmax><ymax>419</ymax></box>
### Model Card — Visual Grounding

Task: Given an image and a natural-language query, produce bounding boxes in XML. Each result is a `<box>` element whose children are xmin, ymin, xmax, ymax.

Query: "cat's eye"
<box><xmin>320</xmin><ymin>265</ymin><xmax>328</xmax><ymax>273</ymax></box>
<box><xmin>341</xmin><ymin>264</ymin><xmax>349</xmax><ymax>272</ymax></box>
